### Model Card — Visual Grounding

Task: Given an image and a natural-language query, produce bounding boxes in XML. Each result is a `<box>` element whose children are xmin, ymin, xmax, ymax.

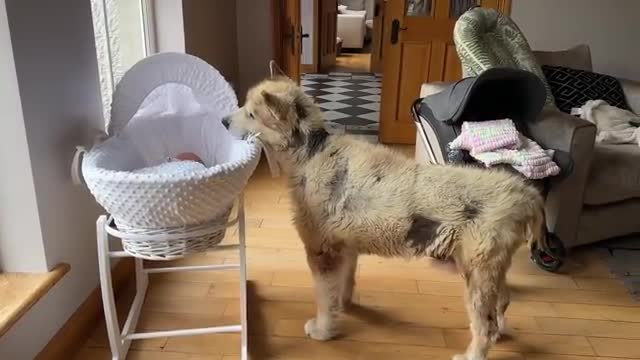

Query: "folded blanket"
<box><xmin>474</xmin><ymin>135</ymin><xmax>560</xmax><ymax>179</ymax></box>
<box><xmin>449</xmin><ymin>119</ymin><xmax>521</xmax><ymax>155</ymax></box>
<box><xmin>450</xmin><ymin>120</ymin><xmax>560</xmax><ymax>180</ymax></box>
<box><xmin>571</xmin><ymin>99</ymin><xmax>640</xmax><ymax>146</ymax></box>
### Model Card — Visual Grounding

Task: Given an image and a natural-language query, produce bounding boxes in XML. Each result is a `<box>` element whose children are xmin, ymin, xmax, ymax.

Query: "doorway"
<box><xmin>273</xmin><ymin>0</ymin><xmax>511</xmax><ymax>144</ymax></box>
<box><xmin>298</xmin><ymin>0</ymin><xmax>383</xmax><ymax>142</ymax></box>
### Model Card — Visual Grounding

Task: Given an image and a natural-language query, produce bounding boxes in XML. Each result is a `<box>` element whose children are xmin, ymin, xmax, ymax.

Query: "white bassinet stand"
<box><xmin>76</xmin><ymin>53</ymin><xmax>259</xmax><ymax>360</ymax></box>
<box><xmin>96</xmin><ymin>198</ymin><xmax>248</xmax><ymax>360</ymax></box>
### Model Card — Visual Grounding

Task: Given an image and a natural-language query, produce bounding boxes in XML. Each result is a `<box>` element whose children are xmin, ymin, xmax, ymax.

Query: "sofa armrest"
<box><xmin>420</xmin><ymin>82</ymin><xmax>452</xmax><ymax>98</ymax></box>
<box><xmin>527</xmin><ymin>108</ymin><xmax>596</xmax><ymax>248</ymax></box>
<box><xmin>619</xmin><ymin>78</ymin><xmax>640</xmax><ymax>114</ymax></box>
<box><xmin>337</xmin><ymin>14</ymin><xmax>366</xmax><ymax>49</ymax></box>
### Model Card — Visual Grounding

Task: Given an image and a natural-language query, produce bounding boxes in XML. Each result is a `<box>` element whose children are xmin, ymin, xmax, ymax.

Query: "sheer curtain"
<box><xmin>90</xmin><ymin>0</ymin><xmax>150</xmax><ymax>125</ymax></box>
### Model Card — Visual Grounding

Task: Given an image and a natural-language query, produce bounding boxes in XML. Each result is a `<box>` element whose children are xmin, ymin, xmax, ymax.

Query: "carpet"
<box><xmin>595</xmin><ymin>234</ymin><xmax>640</xmax><ymax>300</ymax></box>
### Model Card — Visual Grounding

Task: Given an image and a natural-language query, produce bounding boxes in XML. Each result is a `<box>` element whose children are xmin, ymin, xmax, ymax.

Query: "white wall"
<box><xmin>0</xmin><ymin>0</ymin><xmax>104</xmax><ymax>358</ymax></box>
<box><xmin>153</xmin><ymin>0</ymin><xmax>185</xmax><ymax>52</ymax></box>
<box><xmin>512</xmin><ymin>0</ymin><xmax>640</xmax><ymax>81</ymax></box>
<box><xmin>236</xmin><ymin>0</ymin><xmax>274</xmax><ymax>100</ymax></box>
<box><xmin>301</xmin><ymin>0</ymin><xmax>314</xmax><ymax>65</ymax></box>
<box><xmin>0</xmin><ymin>0</ymin><xmax>48</xmax><ymax>273</ymax></box>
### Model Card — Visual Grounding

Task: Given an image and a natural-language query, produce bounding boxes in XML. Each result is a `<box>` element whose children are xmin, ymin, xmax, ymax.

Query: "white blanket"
<box><xmin>571</xmin><ymin>99</ymin><xmax>640</xmax><ymax>146</ymax></box>
<box><xmin>122</xmin><ymin>83</ymin><xmax>241</xmax><ymax>169</ymax></box>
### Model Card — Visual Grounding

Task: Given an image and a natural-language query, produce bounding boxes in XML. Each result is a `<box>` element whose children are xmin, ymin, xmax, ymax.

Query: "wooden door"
<box><xmin>273</xmin><ymin>0</ymin><xmax>303</xmax><ymax>81</ymax></box>
<box><xmin>369</xmin><ymin>0</ymin><xmax>385</xmax><ymax>73</ymax></box>
<box><xmin>378</xmin><ymin>0</ymin><xmax>510</xmax><ymax>144</ymax></box>
<box><xmin>318</xmin><ymin>0</ymin><xmax>338</xmax><ymax>72</ymax></box>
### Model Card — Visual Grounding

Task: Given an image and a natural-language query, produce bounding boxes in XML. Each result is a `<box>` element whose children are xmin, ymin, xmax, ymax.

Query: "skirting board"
<box><xmin>35</xmin><ymin>258</ymin><xmax>134</xmax><ymax>360</ymax></box>
<box><xmin>301</xmin><ymin>63</ymin><xmax>317</xmax><ymax>74</ymax></box>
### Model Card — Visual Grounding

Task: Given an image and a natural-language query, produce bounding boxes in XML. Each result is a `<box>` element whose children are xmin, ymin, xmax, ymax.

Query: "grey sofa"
<box><xmin>415</xmin><ymin>45</ymin><xmax>640</xmax><ymax>249</ymax></box>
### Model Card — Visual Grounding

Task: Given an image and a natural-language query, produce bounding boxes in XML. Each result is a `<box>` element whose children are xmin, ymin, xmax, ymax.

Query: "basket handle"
<box><xmin>71</xmin><ymin>146</ymin><xmax>87</xmax><ymax>186</ymax></box>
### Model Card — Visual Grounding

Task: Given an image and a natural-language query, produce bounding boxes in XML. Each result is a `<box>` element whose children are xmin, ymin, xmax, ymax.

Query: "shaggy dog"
<box><xmin>228</xmin><ymin>76</ymin><xmax>549</xmax><ymax>360</ymax></box>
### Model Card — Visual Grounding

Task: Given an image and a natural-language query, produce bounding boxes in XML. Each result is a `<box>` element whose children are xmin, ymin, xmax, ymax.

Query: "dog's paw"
<box><xmin>453</xmin><ymin>354</ymin><xmax>486</xmax><ymax>360</ymax></box>
<box><xmin>490</xmin><ymin>331</ymin><xmax>501</xmax><ymax>343</ymax></box>
<box><xmin>492</xmin><ymin>315</ymin><xmax>505</xmax><ymax>342</ymax></box>
<box><xmin>497</xmin><ymin>315</ymin><xmax>506</xmax><ymax>332</ymax></box>
<box><xmin>304</xmin><ymin>318</ymin><xmax>335</xmax><ymax>341</ymax></box>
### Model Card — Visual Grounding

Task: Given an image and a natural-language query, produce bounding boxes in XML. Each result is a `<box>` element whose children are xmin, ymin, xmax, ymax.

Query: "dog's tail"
<box><xmin>524</xmin><ymin>196</ymin><xmax>552</xmax><ymax>255</ymax></box>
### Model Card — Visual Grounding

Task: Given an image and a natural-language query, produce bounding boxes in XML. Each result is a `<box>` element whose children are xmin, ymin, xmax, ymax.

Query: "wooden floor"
<box><xmin>331</xmin><ymin>52</ymin><xmax>371</xmax><ymax>73</ymax></box>
<box><xmin>77</xmin><ymin>150</ymin><xmax>640</xmax><ymax>360</ymax></box>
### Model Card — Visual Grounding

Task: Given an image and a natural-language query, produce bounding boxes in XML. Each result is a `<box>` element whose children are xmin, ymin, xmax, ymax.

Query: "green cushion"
<box><xmin>454</xmin><ymin>8</ymin><xmax>555</xmax><ymax>107</ymax></box>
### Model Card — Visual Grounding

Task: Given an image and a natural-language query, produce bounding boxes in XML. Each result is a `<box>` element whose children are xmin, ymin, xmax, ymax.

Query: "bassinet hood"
<box><xmin>109</xmin><ymin>52</ymin><xmax>238</xmax><ymax>135</ymax></box>
<box><xmin>420</xmin><ymin>67</ymin><xmax>546</xmax><ymax>125</ymax></box>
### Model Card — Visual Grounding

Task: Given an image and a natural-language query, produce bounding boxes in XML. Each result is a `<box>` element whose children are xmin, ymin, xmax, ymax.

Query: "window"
<box><xmin>90</xmin><ymin>0</ymin><xmax>155</xmax><ymax>126</ymax></box>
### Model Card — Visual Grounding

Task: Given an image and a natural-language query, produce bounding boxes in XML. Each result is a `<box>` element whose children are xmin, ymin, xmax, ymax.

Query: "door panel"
<box><xmin>318</xmin><ymin>0</ymin><xmax>337</xmax><ymax>72</ymax></box>
<box><xmin>273</xmin><ymin>0</ymin><xmax>302</xmax><ymax>81</ymax></box>
<box><xmin>379</xmin><ymin>0</ymin><xmax>509</xmax><ymax>144</ymax></box>
<box><xmin>286</xmin><ymin>0</ymin><xmax>302</xmax><ymax>81</ymax></box>
<box><xmin>396</xmin><ymin>43</ymin><xmax>432</xmax><ymax>127</ymax></box>
<box><xmin>444</xmin><ymin>44</ymin><xmax>462</xmax><ymax>81</ymax></box>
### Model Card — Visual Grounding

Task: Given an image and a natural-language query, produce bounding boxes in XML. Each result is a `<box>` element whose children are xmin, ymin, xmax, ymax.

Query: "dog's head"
<box><xmin>227</xmin><ymin>76</ymin><xmax>322</xmax><ymax>150</ymax></box>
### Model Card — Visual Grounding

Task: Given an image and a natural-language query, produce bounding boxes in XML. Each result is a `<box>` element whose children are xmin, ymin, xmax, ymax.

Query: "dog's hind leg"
<box><xmin>455</xmin><ymin>266</ymin><xmax>501</xmax><ymax>360</ymax></box>
<box><xmin>304</xmin><ymin>245</ymin><xmax>349</xmax><ymax>341</ymax></box>
<box><xmin>494</xmin><ymin>275</ymin><xmax>510</xmax><ymax>342</ymax></box>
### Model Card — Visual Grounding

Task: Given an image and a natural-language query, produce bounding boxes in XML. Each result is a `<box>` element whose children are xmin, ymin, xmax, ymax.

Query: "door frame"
<box><xmin>304</xmin><ymin>0</ymin><xmax>320</xmax><ymax>73</ymax></box>
<box><xmin>271</xmin><ymin>0</ymin><xmax>286</xmax><ymax>69</ymax></box>
<box><xmin>272</xmin><ymin>0</ymin><xmax>320</xmax><ymax>77</ymax></box>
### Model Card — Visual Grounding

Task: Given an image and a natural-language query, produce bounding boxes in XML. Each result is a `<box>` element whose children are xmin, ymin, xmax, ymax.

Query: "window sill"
<box><xmin>0</xmin><ymin>263</ymin><xmax>70</xmax><ymax>337</ymax></box>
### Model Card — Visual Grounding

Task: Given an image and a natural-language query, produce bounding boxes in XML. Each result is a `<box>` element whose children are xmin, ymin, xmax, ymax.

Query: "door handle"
<box><xmin>301</xmin><ymin>33</ymin><xmax>310</xmax><ymax>38</ymax></box>
<box><xmin>390</xmin><ymin>19</ymin><xmax>407</xmax><ymax>44</ymax></box>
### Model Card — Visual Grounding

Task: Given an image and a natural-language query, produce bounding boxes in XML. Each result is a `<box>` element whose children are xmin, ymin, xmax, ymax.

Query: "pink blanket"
<box><xmin>450</xmin><ymin>119</ymin><xmax>560</xmax><ymax>179</ymax></box>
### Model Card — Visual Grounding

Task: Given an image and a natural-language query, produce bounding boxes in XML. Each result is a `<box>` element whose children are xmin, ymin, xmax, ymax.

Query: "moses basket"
<box><xmin>82</xmin><ymin>53</ymin><xmax>261</xmax><ymax>260</ymax></box>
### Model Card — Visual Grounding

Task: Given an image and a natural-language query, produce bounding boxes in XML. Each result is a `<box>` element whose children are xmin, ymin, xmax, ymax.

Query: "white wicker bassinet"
<box><xmin>82</xmin><ymin>53</ymin><xmax>260</xmax><ymax>260</ymax></box>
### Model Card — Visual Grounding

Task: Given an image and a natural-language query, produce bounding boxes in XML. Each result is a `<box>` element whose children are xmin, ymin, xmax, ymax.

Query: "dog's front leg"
<box><xmin>339</xmin><ymin>249</ymin><xmax>358</xmax><ymax>310</ymax></box>
<box><xmin>304</xmin><ymin>246</ymin><xmax>347</xmax><ymax>341</ymax></box>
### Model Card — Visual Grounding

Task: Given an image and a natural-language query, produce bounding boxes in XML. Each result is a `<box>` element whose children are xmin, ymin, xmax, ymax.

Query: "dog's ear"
<box><xmin>262</xmin><ymin>90</ymin><xmax>290</xmax><ymax>120</ymax></box>
<box><xmin>269</xmin><ymin>60</ymin><xmax>289</xmax><ymax>79</ymax></box>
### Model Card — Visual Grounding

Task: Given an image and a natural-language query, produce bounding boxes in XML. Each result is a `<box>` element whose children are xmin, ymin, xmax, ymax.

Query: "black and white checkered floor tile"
<box><xmin>301</xmin><ymin>72</ymin><xmax>382</xmax><ymax>142</ymax></box>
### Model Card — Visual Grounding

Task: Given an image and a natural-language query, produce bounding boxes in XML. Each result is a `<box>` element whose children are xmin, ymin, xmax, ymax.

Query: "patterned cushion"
<box><xmin>541</xmin><ymin>65</ymin><xmax>631</xmax><ymax>114</ymax></box>
<box><xmin>453</xmin><ymin>8</ymin><xmax>555</xmax><ymax>107</ymax></box>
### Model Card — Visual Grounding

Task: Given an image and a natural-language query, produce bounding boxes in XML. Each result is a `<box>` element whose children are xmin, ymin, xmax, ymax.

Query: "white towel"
<box><xmin>571</xmin><ymin>99</ymin><xmax>640</xmax><ymax>146</ymax></box>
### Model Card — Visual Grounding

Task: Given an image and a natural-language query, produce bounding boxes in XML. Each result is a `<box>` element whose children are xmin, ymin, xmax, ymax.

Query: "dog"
<box><xmin>227</xmin><ymin>75</ymin><xmax>550</xmax><ymax>360</ymax></box>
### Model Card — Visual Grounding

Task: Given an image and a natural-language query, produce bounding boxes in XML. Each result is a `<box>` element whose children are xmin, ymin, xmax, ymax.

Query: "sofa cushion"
<box><xmin>339</xmin><ymin>0</ymin><xmax>365</xmax><ymax>10</ymax></box>
<box><xmin>340</xmin><ymin>9</ymin><xmax>366</xmax><ymax>16</ymax></box>
<box><xmin>583</xmin><ymin>144</ymin><xmax>640</xmax><ymax>205</ymax></box>
<box><xmin>542</xmin><ymin>65</ymin><xmax>631</xmax><ymax>114</ymax></box>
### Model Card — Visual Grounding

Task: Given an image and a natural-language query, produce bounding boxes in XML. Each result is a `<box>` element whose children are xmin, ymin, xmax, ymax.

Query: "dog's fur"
<box><xmin>228</xmin><ymin>76</ymin><xmax>548</xmax><ymax>360</ymax></box>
